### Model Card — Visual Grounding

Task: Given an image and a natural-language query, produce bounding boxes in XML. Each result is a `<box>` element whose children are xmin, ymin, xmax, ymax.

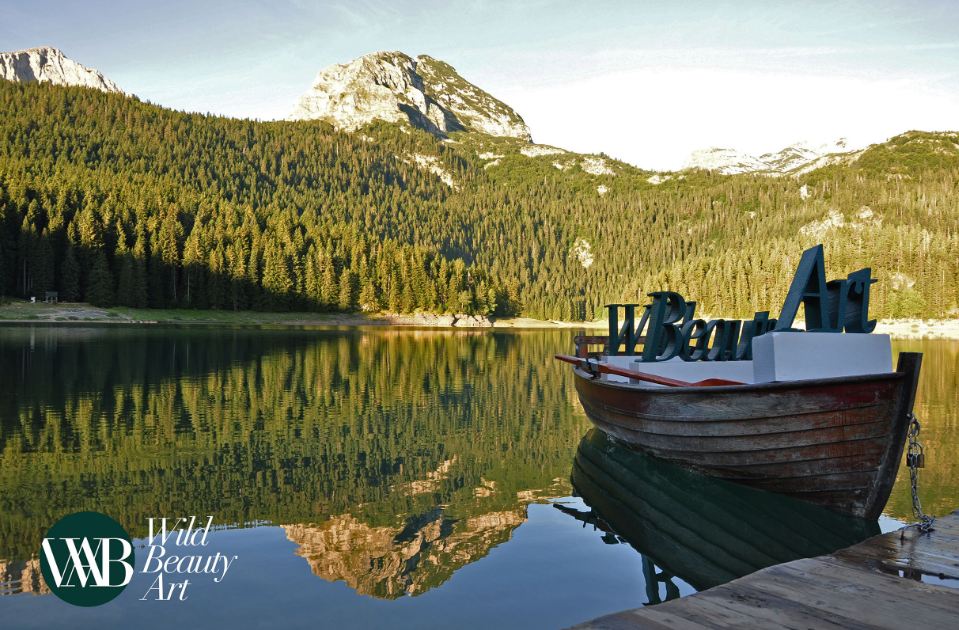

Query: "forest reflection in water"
<box><xmin>0</xmin><ymin>327</ymin><xmax>588</xmax><ymax>597</ymax></box>
<box><xmin>0</xmin><ymin>327</ymin><xmax>955</xmax><ymax>627</ymax></box>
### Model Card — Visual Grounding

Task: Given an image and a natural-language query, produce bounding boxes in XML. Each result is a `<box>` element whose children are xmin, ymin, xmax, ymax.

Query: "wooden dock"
<box><xmin>577</xmin><ymin>511</ymin><xmax>959</xmax><ymax>629</ymax></box>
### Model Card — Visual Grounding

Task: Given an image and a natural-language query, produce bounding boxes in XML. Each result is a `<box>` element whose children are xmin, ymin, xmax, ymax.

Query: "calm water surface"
<box><xmin>0</xmin><ymin>327</ymin><xmax>955</xmax><ymax>628</ymax></box>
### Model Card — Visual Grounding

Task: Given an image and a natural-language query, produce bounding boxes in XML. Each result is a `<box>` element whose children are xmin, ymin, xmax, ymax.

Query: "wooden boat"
<box><xmin>560</xmin><ymin>429</ymin><xmax>880</xmax><ymax>596</ymax></box>
<box><xmin>564</xmin><ymin>342</ymin><xmax>922</xmax><ymax>519</ymax></box>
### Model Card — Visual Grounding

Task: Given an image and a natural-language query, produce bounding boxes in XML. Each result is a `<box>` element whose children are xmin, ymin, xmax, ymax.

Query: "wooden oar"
<box><xmin>554</xmin><ymin>354</ymin><xmax>744</xmax><ymax>387</ymax></box>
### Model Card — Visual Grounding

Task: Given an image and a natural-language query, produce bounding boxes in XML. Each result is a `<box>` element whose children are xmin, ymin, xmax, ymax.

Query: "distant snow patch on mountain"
<box><xmin>686</xmin><ymin>147</ymin><xmax>768</xmax><ymax>174</ymax></box>
<box><xmin>686</xmin><ymin>139</ymin><xmax>859</xmax><ymax>175</ymax></box>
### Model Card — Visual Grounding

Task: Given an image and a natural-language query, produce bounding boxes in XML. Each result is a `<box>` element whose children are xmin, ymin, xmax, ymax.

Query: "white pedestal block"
<box><xmin>751</xmin><ymin>332</ymin><xmax>892</xmax><ymax>383</ymax></box>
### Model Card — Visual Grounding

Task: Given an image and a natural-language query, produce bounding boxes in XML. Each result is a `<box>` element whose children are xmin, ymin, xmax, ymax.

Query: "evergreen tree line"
<box><xmin>0</xmin><ymin>178</ymin><xmax>497</xmax><ymax>314</ymax></box>
<box><xmin>1</xmin><ymin>81</ymin><xmax>957</xmax><ymax>319</ymax></box>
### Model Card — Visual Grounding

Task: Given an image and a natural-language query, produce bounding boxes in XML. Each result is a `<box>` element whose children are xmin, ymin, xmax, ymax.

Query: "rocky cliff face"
<box><xmin>0</xmin><ymin>46</ymin><xmax>122</xmax><ymax>93</ymax></box>
<box><xmin>686</xmin><ymin>139</ymin><xmax>856</xmax><ymax>175</ymax></box>
<box><xmin>289</xmin><ymin>51</ymin><xmax>530</xmax><ymax>140</ymax></box>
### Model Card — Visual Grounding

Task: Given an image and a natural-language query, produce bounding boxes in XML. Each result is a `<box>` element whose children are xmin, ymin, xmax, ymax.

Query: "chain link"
<box><xmin>906</xmin><ymin>412</ymin><xmax>935</xmax><ymax>533</ymax></box>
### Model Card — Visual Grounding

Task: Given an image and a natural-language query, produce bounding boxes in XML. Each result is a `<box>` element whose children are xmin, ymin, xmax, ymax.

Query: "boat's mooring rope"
<box><xmin>906</xmin><ymin>412</ymin><xmax>935</xmax><ymax>534</ymax></box>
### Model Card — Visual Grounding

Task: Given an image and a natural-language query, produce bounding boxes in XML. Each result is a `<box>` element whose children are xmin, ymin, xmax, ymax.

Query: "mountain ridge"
<box><xmin>0</xmin><ymin>46</ymin><xmax>122</xmax><ymax>93</ymax></box>
<box><xmin>1</xmin><ymin>45</ymin><xmax>950</xmax><ymax>180</ymax></box>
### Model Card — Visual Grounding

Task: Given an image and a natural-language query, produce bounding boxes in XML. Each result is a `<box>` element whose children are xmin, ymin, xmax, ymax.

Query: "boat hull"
<box><xmin>571</xmin><ymin>352</ymin><xmax>922</xmax><ymax>519</ymax></box>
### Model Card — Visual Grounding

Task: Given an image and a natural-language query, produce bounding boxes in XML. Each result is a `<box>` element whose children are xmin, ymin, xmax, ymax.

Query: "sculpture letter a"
<box><xmin>775</xmin><ymin>244</ymin><xmax>831</xmax><ymax>332</ymax></box>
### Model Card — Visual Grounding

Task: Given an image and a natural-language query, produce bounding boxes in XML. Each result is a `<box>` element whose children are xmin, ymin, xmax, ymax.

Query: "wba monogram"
<box><xmin>39</xmin><ymin>511</ymin><xmax>135</xmax><ymax>606</ymax></box>
<box><xmin>40</xmin><ymin>536</ymin><xmax>134</xmax><ymax>589</ymax></box>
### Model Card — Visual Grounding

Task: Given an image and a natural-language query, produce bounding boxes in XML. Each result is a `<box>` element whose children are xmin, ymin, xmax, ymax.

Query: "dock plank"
<box><xmin>831</xmin><ymin>524</ymin><xmax>959</xmax><ymax>579</ymax></box>
<box><xmin>575</xmin><ymin>511</ymin><xmax>959</xmax><ymax>629</ymax></box>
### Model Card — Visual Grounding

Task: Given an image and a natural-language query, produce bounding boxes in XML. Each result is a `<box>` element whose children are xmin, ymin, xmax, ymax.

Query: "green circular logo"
<box><xmin>39</xmin><ymin>511</ymin><xmax>135</xmax><ymax>607</ymax></box>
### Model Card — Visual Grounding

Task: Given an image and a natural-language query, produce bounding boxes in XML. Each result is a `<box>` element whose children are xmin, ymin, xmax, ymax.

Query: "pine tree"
<box><xmin>182</xmin><ymin>226</ymin><xmax>206</xmax><ymax>308</ymax></box>
<box><xmin>116</xmin><ymin>254</ymin><xmax>138</xmax><ymax>307</ymax></box>
<box><xmin>60</xmin><ymin>245</ymin><xmax>81</xmax><ymax>301</ymax></box>
<box><xmin>337</xmin><ymin>269</ymin><xmax>356</xmax><ymax>311</ymax></box>
<box><xmin>18</xmin><ymin>203</ymin><xmax>39</xmax><ymax>296</ymax></box>
<box><xmin>0</xmin><ymin>238</ymin><xmax>6</xmax><ymax>297</ymax></box>
<box><xmin>246</xmin><ymin>238</ymin><xmax>262</xmax><ymax>309</ymax></box>
<box><xmin>320</xmin><ymin>260</ymin><xmax>337</xmax><ymax>310</ymax></box>
<box><xmin>131</xmin><ymin>224</ymin><xmax>149</xmax><ymax>308</ymax></box>
<box><xmin>304</xmin><ymin>247</ymin><xmax>321</xmax><ymax>309</ymax></box>
<box><xmin>156</xmin><ymin>209</ymin><xmax>183</xmax><ymax>305</ymax></box>
<box><xmin>387</xmin><ymin>271</ymin><xmax>401</xmax><ymax>312</ymax></box>
<box><xmin>32</xmin><ymin>232</ymin><xmax>55</xmax><ymax>295</ymax></box>
<box><xmin>87</xmin><ymin>251</ymin><xmax>115</xmax><ymax>306</ymax></box>
<box><xmin>261</xmin><ymin>242</ymin><xmax>293</xmax><ymax>310</ymax></box>
<box><xmin>228</xmin><ymin>241</ymin><xmax>248</xmax><ymax>311</ymax></box>
<box><xmin>147</xmin><ymin>224</ymin><xmax>168</xmax><ymax>309</ymax></box>
<box><xmin>207</xmin><ymin>245</ymin><xmax>226</xmax><ymax>309</ymax></box>
<box><xmin>359</xmin><ymin>280</ymin><xmax>379</xmax><ymax>312</ymax></box>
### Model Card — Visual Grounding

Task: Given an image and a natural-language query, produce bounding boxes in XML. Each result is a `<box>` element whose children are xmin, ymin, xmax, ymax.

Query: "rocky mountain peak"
<box><xmin>289</xmin><ymin>51</ymin><xmax>531</xmax><ymax>141</ymax></box>
<box><xmin>0</xmin><ymin>46</ymin><xmax>122</xmax><ymax>93</ymax></box>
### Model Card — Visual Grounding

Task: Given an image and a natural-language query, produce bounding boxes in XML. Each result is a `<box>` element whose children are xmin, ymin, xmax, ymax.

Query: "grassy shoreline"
<box><xmin>0</xmin><ymin>301</ymin><xmax>956</xmax><ymax>338</ymax></box>
<box><xmin>0</xmin><ymin>301</ymin><xmax>607</xmax><ymax>329</ymax></box>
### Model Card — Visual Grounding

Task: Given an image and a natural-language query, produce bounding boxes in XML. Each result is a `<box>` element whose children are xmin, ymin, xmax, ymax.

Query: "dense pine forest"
<box><xmin>1</xmin><ymin>80</ymin><xmax>957</xmax><ymax>320</ymax></box>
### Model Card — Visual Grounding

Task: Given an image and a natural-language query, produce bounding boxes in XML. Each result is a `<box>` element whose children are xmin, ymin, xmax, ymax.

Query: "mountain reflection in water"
<box><xmin>563</xmin><ymin>429</ymin><xmax>881</xmax><ymax>602</ymax></box>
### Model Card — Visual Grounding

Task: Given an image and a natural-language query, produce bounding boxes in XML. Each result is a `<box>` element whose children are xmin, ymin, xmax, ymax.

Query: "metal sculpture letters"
<box><xmin>608</xmin><ymin>245</ymin><xmax>876</xmax><ymax>362</ymax></box>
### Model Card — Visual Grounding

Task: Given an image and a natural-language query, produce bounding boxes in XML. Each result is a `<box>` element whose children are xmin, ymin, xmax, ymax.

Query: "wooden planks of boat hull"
<box><xmin>571</xmin><ymin>352</ymin><xmax>922</xmax><ymax>519</ymax></box>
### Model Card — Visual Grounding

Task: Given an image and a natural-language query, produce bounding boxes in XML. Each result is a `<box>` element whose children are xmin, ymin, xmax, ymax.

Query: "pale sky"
<box><xmin>2</xmin><ymin>0</ymin><xmax>957</xmax><ymax>169</ymax></box>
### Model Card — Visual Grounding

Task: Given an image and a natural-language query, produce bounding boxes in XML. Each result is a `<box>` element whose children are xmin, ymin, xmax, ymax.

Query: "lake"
<box><xmin>0</xmin><ymin>327</ymin><xmax>955</xmax><ymax>628</ymax></box>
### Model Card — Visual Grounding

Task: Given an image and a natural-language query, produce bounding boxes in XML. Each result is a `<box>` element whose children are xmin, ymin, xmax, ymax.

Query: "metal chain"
<box><xmin>906</xmin><ymin>412</ymin><xmax>935</xmax><ymax>533</ymax></box>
